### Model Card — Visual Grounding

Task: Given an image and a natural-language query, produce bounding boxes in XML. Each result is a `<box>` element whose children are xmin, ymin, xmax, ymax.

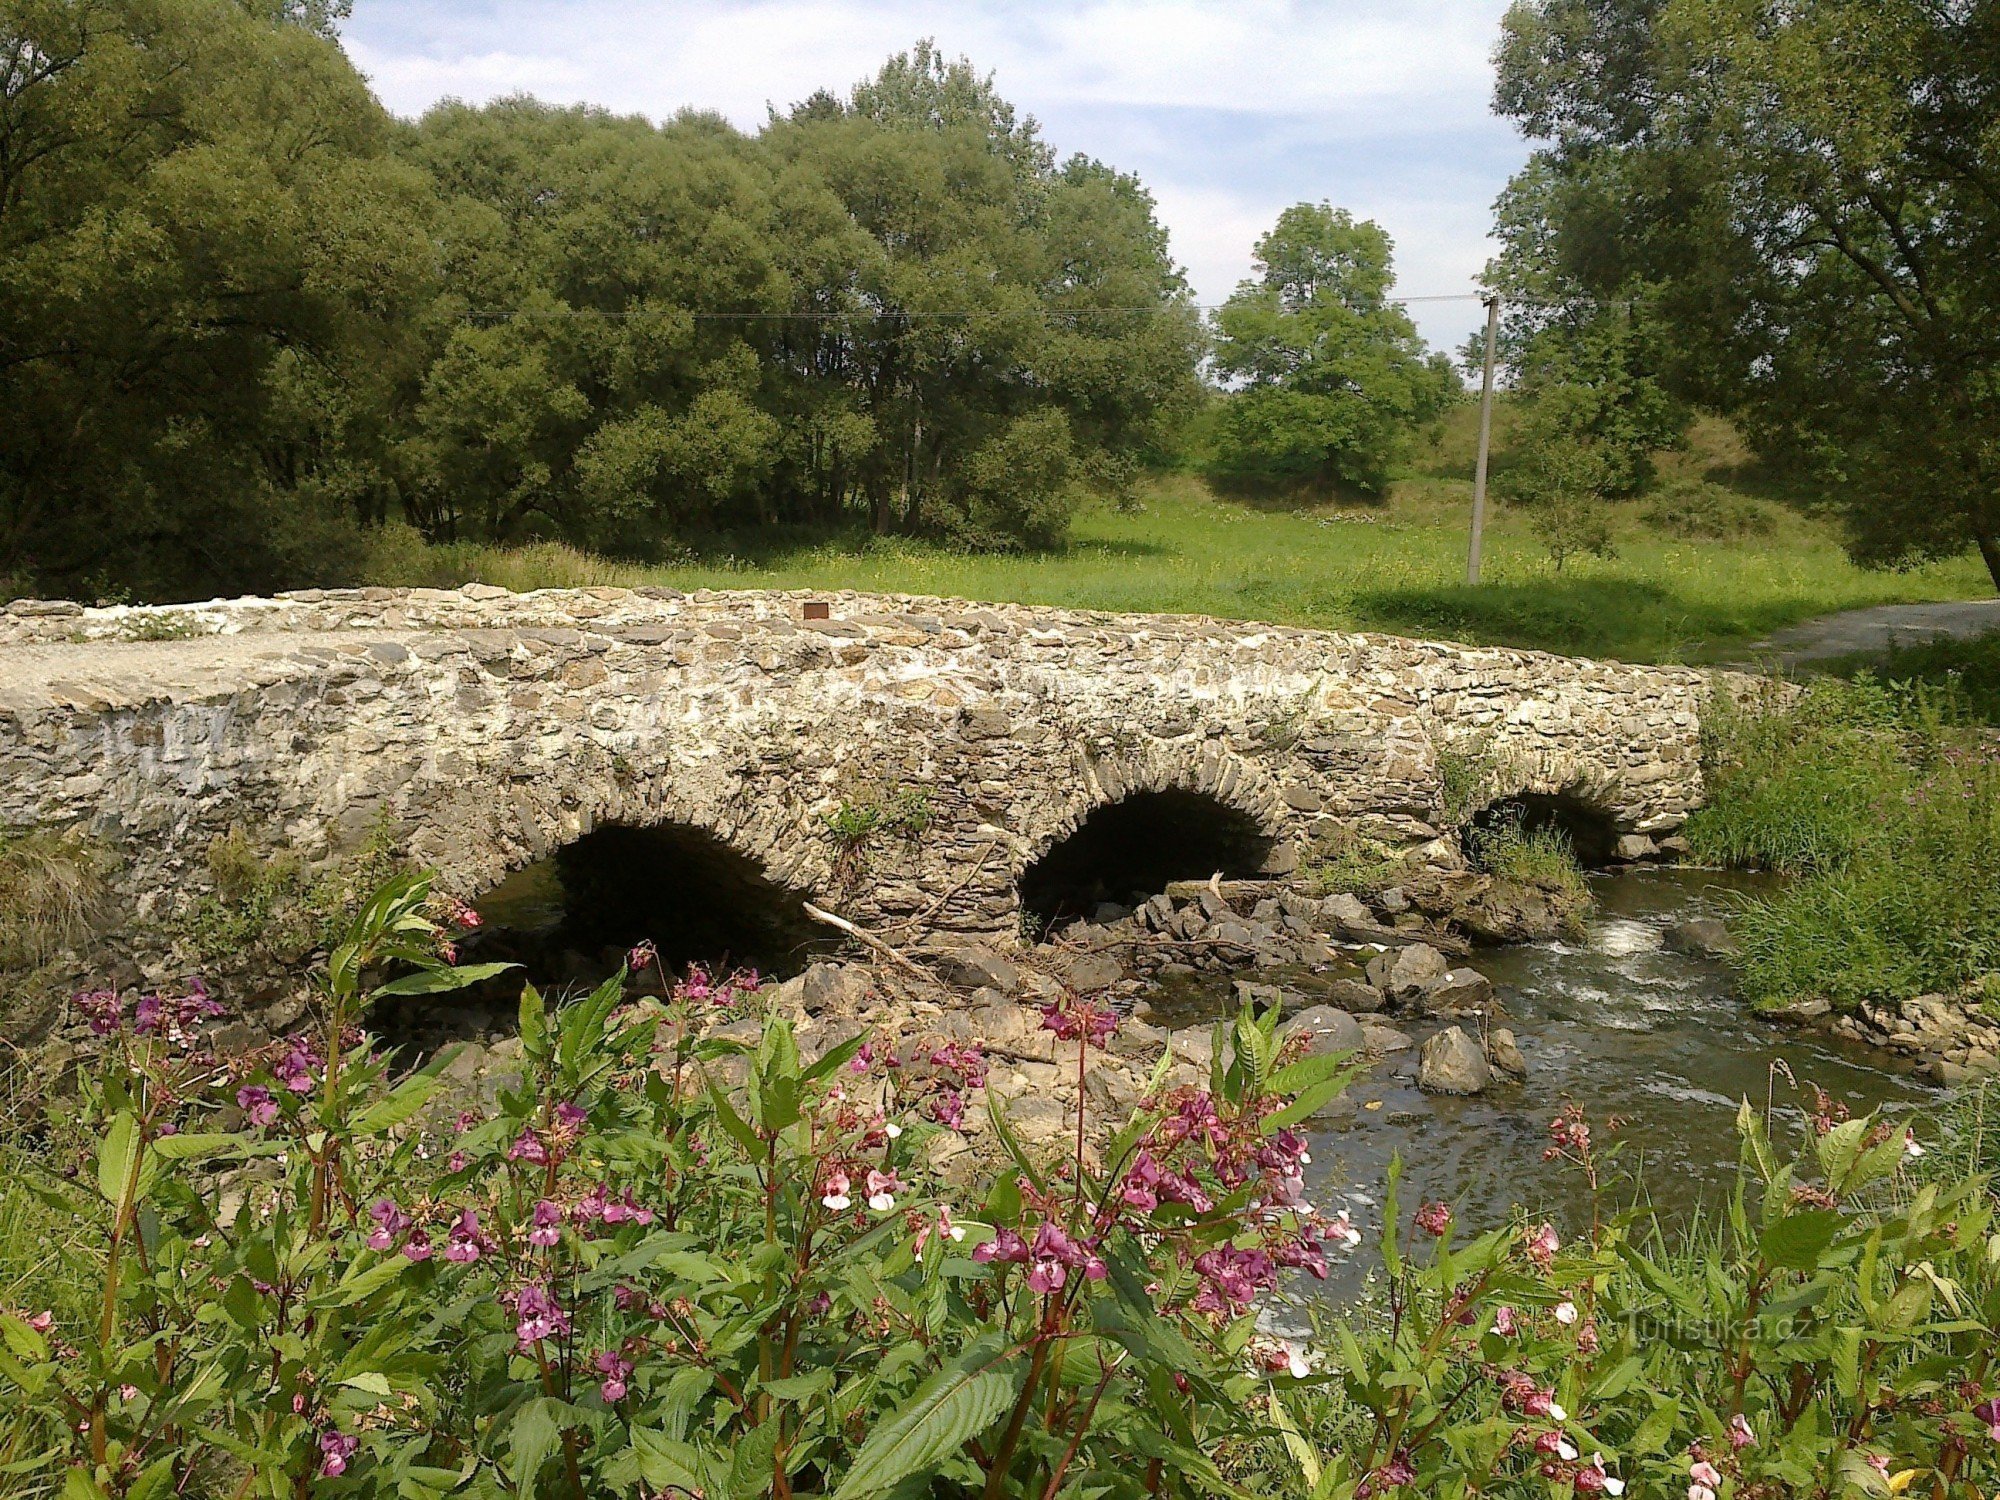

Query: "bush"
<box><xmin>1640</xmin><ymin>476</ymin><xmax>1775</xmax><ymax>540</ymax></box>
<box><xmin>1689</xmin><ymin>675</ymin><xmax>2000</xmax><ymax>1010</ymax></box>
<box><xmin>1238</xmin><ymin>1098</ymin><xmax>2000</xmax><ymax>1500</ymax></box>
<box><xmin>0</xmin><ymin>875</ymin><xmax>1352</xmax><ymax>1497</ymax></box>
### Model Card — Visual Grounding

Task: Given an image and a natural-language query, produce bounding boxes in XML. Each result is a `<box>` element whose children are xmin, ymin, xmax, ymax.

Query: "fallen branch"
<box><xmin>803</xmin><ymin>902</ymin><xmax>948</xmax><ymax>988</ymax></box>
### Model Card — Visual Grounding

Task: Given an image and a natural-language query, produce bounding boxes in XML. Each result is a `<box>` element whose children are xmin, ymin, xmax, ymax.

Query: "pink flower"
<box><xmin>1974</xmin><ymin>1398</ymin><xmax>2000</xmax><ymax>1442</ymax></box>
<box><xmin>628</xmin><ymin>941</ymin><xmax>657</xmax><ymax>971</ymax></box>
<box><xmin>401</xmin><ymin>1230</ymin><xmax>434</xmax><ymax>1262</ymax></box>
<box><xmin>820</xmin><ymin>1172</ymin><xmax>852</xmax><ymax>1211</ymax></box>
<box><xmin>1688</xmin><ymin>1456</ymin><xmax>1723</xmax><ymax>1500</ymax></box>
<box><xmin>1535</xmin><ymin>1430</ymin><xmax>1579</xmax><ymax>1461</ymax></box>
<box><xmin>513</xmin><ymin>1285</ymin><xmax>570</xmax><ymax>1350</ymax></box>
<box><xmin>1415</xmin><ymin>1201</ymin><xmax>1453</xmax><ymax>1237</ymax></box>
<box><xmin>527</xmin><ymin>1199</ymin><xmax>563</xmax><ymax>1248</ymax></box>
<box><xmin>366</xmin><ymin>1199</ymin><xmax>412</xmax><ymax>1253</ymax></box>
<box><xmin>444</xmin><ymin>1208</ymin><xmax>488</xmax><ymax>1263</ymax></box>
<box><xmin>865</xmin><ymin>1169</ymin><xmax>903</xmax><ymax>1212</ymax></box>
<box><xmin>275</xmin><ymin>1047</ymin><xmax>317</xmax><ymax>1094</ymax></box>
<box><xmin>236</xmin><ymin>1085</ymin><xmax>279</xmax><ymax>1127</ymax></box>
<box><xmin>1041</xmin><ymin>998</ymin><xmax>1117</xmax><ymax>1047</ymax></box>
<box><xmin>320</xmin><ymin>1430</ymin><xmax>358</xmax><ymax>1478</ymax></box>
<box><xmin>23</xmin><ymin>1311</ymin><xmax>52</xmax><ymax>1334</ymax></box>
<box><xmin>1524</xmin><ymin>1222</ymin><xmax>1560</xmax><ymax>1269</ymax></box>
<box><xmin>506</xmin><ymin>1129</ymin><xmax>548</xmax><ymax>1165</ymax></box>
<box><xmin>1577</xmin><ymin>1319</ymin><xmax>1600</xmax><ymax>1354</ymax></box>
<box><xmin>1492</xmin><ymin>1305</ymin><xmax>1517</xmax><ymax>1337</ymax></box>
<box><xmin>1728</xmin><ymin>1413</ymin><xmax>1756</xmax><ymax>1450</ymax></box>
<box><xmin>594</xmin><ymin>1349</ymin><xmax>634</xmax><ymax>1403</ymax></box>
<box><xmin>973</xmin><ymin>1228</ymin><xmax>1027</xmax><ymax>1265</ymax></box>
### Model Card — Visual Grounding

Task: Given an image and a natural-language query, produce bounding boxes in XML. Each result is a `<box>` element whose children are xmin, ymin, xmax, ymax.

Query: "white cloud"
<box><xmin>341</xmin><ymin>0</ymin><xmax>1525</xmax><ymax>351</ymax></box>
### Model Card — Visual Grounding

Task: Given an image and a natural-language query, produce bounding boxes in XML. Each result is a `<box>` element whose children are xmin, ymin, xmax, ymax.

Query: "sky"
<box><xmin>340</xmin><ymin>0</ymin><xmax>1529</xmax><ymax>357</ymax></box>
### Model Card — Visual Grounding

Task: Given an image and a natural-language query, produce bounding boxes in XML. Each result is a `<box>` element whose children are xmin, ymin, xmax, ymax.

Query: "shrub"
<box><xmin>0</xmin><ymin>875</ymin><xmax>1353</xmax><ymax>1497</ymax></box>
<box><xmin>1640</xmin><ymin>476</ymin><xmax>1775</xmax><ymax>540</ymax></box>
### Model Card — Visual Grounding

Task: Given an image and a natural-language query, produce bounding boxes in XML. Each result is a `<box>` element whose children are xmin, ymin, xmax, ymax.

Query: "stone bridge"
<box><xmin>0</xmin><ymin>586</ymin><xmax>1712</xmax><ymax>988</ymax></box>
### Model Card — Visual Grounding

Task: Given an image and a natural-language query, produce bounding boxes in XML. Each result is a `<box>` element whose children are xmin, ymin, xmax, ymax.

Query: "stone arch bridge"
<box><xmin>0</xmin><ymin>587</ymin><xmax>1713</xmax><ymax>983</ymax></box>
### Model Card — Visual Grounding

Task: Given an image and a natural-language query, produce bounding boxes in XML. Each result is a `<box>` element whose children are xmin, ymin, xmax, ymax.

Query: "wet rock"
<box><xmin>1365</xmin><ymin>942</ymin><xmax>1448</xmax><ymax>1002</ymax></box>
<box><xmin>1663</xmin><ymin>917</ymin><xmax>1736</xmax><ymax>958</ymax></box>
<box><xmin>1280</xmin><ymin>1005</ymin><xmax>1364</xmax><ymax>1058</ymax></box>
<box><xmin>1418</xmin><ymin>1026</ymin><xmax>1492</xmax><ymax>1095</ymax></box>
<box><xmin>1613</xmin><ymin>833</ymin><xmax>1658</xmax><ymax>862</ymax></box>
<box><xmin>1322</xmin><ymin>977</ymin><xmax>1387</xmax><ymax>1015</ymax></box>
<box><xmin>932</xmin><ymin>944</ymin><xmax>1021</xmax><ymax>993</ymax></box>
<box><xmin>1360</xmin><ymin>1020</ymin><xmax>1414</xmax><ymax>1056</ymax></box>
<box><xmin>1418</xmin><ymin>967</ymin><xmax>1494</xmax><ymax>1016</ymax></box>
<box><xmin>1453</xmin><ymin>883</ymin><xmax>1563</xmax><ymax>943</ymax></box>
<box><xmin>1486</xmin><ymin>1026</ymin><xmax>1527</xmax><ymax>1079</ymax></box>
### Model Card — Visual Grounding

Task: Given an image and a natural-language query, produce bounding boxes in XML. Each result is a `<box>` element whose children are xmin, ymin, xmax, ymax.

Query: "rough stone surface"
<box><xmin>1280</xmin><ymin>1004</ymin><xmax>1365</xmax><ymax>1058</ymax></box>
<box><xmin>1486</xmin><ymin>1026</ymin><xmax>1528</xmax><ymax>1079</ymax></box>
<box><xmin>1419</xmin><ymin>967</ymin><xmax>1496</xmax><ymax>1016</ymax></box>
<box><xmin>1418</xmin><ymin>1026</ymin><xmax>1494</xmax><ymax>1094</ymax></box>
<box><xmin>1366</xmin><ymin>942</ymin><xmax>1450</xmax><ymax>1001</ymax></box>
<box><xmin>1</xmin><ymin>586</ymin><xmax>1718</xmax><ymax>1023</ymax></box>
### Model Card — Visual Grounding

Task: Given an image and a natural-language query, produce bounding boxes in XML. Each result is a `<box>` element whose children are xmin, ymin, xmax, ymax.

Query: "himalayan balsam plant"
<box><xmin>0</xmin><ymin>872</ymin><xmax>1356</xmax><ymax>1499</ymax></box>
<box><xmin>1268</xmin><ymin>1096</ymin><xmax>2000</xmax><ymax>1499</ymax></box>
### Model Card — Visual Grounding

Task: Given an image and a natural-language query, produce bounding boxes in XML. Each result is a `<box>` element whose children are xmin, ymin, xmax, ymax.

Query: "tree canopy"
<box><xmin>1493</xmin><ymin>0</ymin><xmax>2000</xmax><ymax>590</ymax></box>
<box><xmin>1207</xmin><ymin>203</ymin><xmax>1458</xmax><ymax>495</ymax></box>
<box><xmin>0</xmin><ymin>14</ymin><xmax>1200</xmax><ymax>598</ymax></box>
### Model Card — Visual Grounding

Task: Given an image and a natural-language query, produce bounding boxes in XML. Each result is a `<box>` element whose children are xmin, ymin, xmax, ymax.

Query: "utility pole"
<box><xmin>1466</xmin><ymin>292</ymin><xmax>1500</xmax><ymax>586</ymax></box>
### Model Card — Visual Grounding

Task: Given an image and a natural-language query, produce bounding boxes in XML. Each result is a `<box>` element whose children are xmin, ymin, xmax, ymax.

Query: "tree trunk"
<box><xmin>1978</xmin><ymin>531</ymin><xmax>2000</xmax><ymax>594</ymax></box>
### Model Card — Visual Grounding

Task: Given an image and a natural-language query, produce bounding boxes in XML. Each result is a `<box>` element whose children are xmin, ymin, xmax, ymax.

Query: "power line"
<box><xmin>458</xmin><ymin>292</ymin><xmax>1509</xmax><ymax>321</ymax></box>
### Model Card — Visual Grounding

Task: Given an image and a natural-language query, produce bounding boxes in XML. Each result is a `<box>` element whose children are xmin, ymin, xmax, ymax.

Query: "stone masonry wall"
<box><xmin>0</xmin><ymin>586</ymin><xmax>1712</xmax><ymax>995</ymax></box>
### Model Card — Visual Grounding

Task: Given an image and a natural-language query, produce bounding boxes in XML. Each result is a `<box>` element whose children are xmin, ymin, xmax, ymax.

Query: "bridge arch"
<box><xmin>1016</xmin><ymin>746</ymin><xmax>1286</xmax><ymax>931</ymax></box>
<box><xmin>1463</xmin><ymin>783</ymin><xmax>1625</xmax><ymax>867</ymax></box>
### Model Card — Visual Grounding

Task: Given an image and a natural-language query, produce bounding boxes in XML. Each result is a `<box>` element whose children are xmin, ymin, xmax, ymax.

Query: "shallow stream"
<box><xmin>1153</xmin><ymin>868</ymin><xmax>1937</xmax><ymax>1246</ymax></box>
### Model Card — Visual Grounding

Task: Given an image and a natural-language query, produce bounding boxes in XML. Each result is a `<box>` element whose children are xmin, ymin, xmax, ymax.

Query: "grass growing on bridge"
<box><xmin>374</xmin><ymin>472</ymin><xmax>1989</xmax><ymax>664</ymax></box>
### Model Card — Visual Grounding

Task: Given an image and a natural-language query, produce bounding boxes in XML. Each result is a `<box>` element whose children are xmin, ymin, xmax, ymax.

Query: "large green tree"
<box><xmin>1209</xmin><ymin>203</ymin><xmax>1458</xmax><ymax>494</ymax></box>
<box><xmin>0</xmin><ymin>0</ymin><xmax>432</xmax><ymax>598</ymax></box>
<box><xmin>1494</xmin><ymin>0</ymin><xmax>2000</xmax><ymax>590</ymax></box>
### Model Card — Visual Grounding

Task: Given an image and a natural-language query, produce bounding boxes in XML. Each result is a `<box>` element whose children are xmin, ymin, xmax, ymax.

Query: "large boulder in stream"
<box><xmin>1418</xmin><ymin>1026</ymin><xmax>1493</xmax><ymax>1095</ymax></box>
<box><xmin>1417</xmin><ymin>967</ymin><xmax>1495</xmax><ymax>1016</ymax></box>
<box><xmin>1365</xmin><ymin>942</ymin><xmax>1449</xmax><ymax>1003</ymax></box>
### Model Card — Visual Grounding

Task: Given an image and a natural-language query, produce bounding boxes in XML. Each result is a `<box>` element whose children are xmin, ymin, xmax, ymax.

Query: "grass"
<box><xmin>1688</xmin><ymin>674</ymin><xmax>2000</xmax><ymax>1012</ymax></box>
<box><xmin>0</xmin><ymin>829</ymin><xmax>103</xmax><ymax>974</ymax></box>
<box><xmin>355</xmin><ymin>408</ymin><xmax>1993</xmax><ymax>666</ymax></box>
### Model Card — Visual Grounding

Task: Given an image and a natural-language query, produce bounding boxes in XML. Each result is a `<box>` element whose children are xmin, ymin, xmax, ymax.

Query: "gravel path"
<box><xmin>1743</xmin><ymin>598</ymin><xmax>2000</xmax><ymax>666</ymax></box>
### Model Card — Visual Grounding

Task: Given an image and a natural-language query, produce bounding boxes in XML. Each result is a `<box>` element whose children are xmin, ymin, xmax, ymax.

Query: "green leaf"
<box><xmin>508</xmin><ymin>1396</ymin><xmax>564</xmax><ymax>1498</ymax></box>
<box><xmin>97</xmin><ymin>1110</ymin><xmax>139</xmax><ymax>1207</ymax></box>
<box><xmin>519</xmin><ymin>983</ymin><xmax>549</xmax><ymax>1059</ymax></box>
<box><xmin>1760</xmin><ymin>1209</ymin><xmax>1844</xmax><ymax>1270</ymax></box>
<box><xmin>631</xmin><ymin>1432</ymin><xmax>713</xmax><ymax>1496</ymax></box>
<box><xmin>832</xmin><ymin>1340</ymin><xmax>1022</xmax><ymax>1500</ymax></box>
<box><xmin>1628</xmin><ymin>1395</ymin><xmax>1681</xmax><ymax>1456</ymax></box>
<box><xmin>372</xmin><ymin>961</ymin><xmax>517</xmax><ymax>998</ymax></box>
<box><xmin>352</xmin><ymin>1067</ymin><xmax>449</xmax><ymax>1136</ymax></box>
<box><xmin>328</xmin><ymin>1256</ymin><xmax>409</xmax><ymax>1308</ymax></box>
<box><xmin>149</xmin><ymin>1132</ymin><xmax>246</xmax><ymax>1162</ymax></box>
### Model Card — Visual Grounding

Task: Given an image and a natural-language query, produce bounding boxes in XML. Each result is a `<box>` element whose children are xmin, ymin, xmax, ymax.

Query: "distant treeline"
<box><xmin>0</xmin><ymin>7</ymin><xmax>1202</xmax><ymax>600</ymax></box>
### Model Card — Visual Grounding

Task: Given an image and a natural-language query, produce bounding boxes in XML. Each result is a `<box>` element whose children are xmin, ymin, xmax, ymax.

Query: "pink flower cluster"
<box><xmin>319</xmin><ymin>1430</ymin><xmax>358</xmax><ymax>1477</ymax></box>
<box><xmin>925</xmin><ymin>1041</ymin><xmax>987</xmax><ymax>1129</ymax></box>
<box><xmin>508</xmin><ymin>1099</ymin><xmax>589</xmax><ymax>1166</ymax></box>
<box><xmin>973</xmin><ymin>1222</ymin><xmax>1107</xmax><ymax>1294</ymax></box>
<box><xmin>1040</xmin><ymin>995</ymin><xmax>1117</xmax><ymax>1048</ymax></box>
<box><xmin>75</xmin><ymin>982</ymin><xmax>224</xmax><ymax>1046</ymax></box>
<box><xmin>511</xmin><ymin>1285</ymin><xmax>571</xmax><ymax>1350</ymax></box>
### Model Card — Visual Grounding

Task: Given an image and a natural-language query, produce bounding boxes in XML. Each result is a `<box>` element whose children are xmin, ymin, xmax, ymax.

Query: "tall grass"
<box><xmin>1689</xmin><ymin>674</ymin><xmax>2000</xmax><ymax>1011</ymax></box>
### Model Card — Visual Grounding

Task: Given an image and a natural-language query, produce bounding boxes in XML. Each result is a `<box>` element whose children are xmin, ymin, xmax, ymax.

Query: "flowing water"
<box><xmin>1153</xmin><ymin>868</ymin><xmax>1938</xmax><ymax>1253</ymax></box>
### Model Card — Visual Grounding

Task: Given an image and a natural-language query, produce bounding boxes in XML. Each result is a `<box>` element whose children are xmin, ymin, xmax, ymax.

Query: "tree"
<box><xmin>0</xmin><ymin>0</ymin><xmax>432</xmax><ymax>599</ymax></box>
<box><xmin>1471</xmin><ymin>157</ymin><xmax>1689</xmax><ymax>497</ymax></box>
<box><xmin>1493</xmin><ymin>0</ymin><xmax>2000</xmax><ymax>592</ymax></box>
<box><xmin>1511</xmin><ymin>431</ymin><xmax>1618</xmax><ymax>571</ymax></box>
<box><xmin>1209</xmin><ymin>204</ymin><xmax>1458</xmax><ymax>494</ymax></box>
